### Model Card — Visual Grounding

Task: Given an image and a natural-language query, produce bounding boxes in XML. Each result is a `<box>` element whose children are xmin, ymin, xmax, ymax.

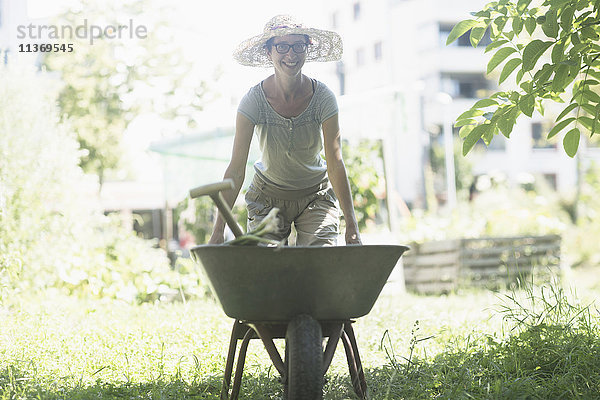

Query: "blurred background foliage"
<box><xmin>0</xmin><ymin>63</ymin><xmax>206</xmax><ymax>304</ymax></box>
<box><xmin>42</xmin><ymin>0</ymin><xmax>211</xmax><ymax>186</ymax></box>
<box><xmin>397</xmin><ymin>159</ymin><xmax>600</xmax><ymax>269</ymax></box>
<box><xmin>342</xmin><ymin>139</ymin><xmax>385</xmax><ymax>231</ymax></box>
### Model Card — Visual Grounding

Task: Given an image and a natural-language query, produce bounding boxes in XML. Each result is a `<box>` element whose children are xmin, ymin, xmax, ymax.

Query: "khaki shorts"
<box><xmin>244</xmin><ymin>181</ymin><xmax>340</xmax><ymax>246</ymax></box>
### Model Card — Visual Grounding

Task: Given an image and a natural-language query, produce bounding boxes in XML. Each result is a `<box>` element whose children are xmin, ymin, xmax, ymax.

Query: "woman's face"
<box><xmin>268</xmin><ymin>34</ymin><xmax>308</xmax><ymax>76</ymax></box>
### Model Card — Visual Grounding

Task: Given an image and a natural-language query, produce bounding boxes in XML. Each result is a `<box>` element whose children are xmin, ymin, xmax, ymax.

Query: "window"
<box><xmin>542</xmin><ymin>173</ymin><xmax>557</xmax><ymax>190</ymax></box>
<box><xmin>353</xmin><ymin>2</ymin><xmax>361</xmax><ymax>20</ymax></box>
<box><xmin>441</xmin><ymin>72</ymin><xmax>491</xmax><ymax>99</ymax></box>
<box><xmin>331</xmin><ymin>11</ymin><xmax>339</xmax><ymax>29</ymax></box>
<box><xmin>439</xmin><ymin>23</ymin><xmax>492</xmax><ymax>48</ymax></box>
<box><xmin>374</xmin><ymin>41</ymin><xmax>383</xmax><ymax>61</ymax></box>
<box><xmin>336</xmin><ymin>61</ymin><xmax>346</xmax><ymax>95</ymax></box>
<box><xmin>532</xmin><ymin>121</ymin><xmax>557</xmax><ymax>149</ymax></box>
<box><xmin>356</xmin><ymin>47</ymin><xmax>365</xmax><ymax>67</ymax></box>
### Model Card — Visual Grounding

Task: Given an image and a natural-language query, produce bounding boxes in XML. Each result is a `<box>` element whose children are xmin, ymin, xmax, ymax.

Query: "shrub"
<box><xmin>0</xmin><ymin>61</ymin><xmax>201</xmax><ymax>303</ymax></box>
<box><xmin>397</xmin><ymin>176</ymin><xmax>569</xmax><ymax>244</ymax></box>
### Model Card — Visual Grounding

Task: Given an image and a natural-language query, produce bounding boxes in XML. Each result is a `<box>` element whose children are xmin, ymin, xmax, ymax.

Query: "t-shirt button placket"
<box><xmin>287</xmin><ymin>121</ymin><xmax>293</xmax><ymax>156</ymax></box>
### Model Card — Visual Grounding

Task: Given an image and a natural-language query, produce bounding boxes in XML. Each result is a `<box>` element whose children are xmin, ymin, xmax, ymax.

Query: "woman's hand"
<box><xmin>345</xmin><ymin>225</ymin><xmax>362</xmax><ymax>245</ymax></box>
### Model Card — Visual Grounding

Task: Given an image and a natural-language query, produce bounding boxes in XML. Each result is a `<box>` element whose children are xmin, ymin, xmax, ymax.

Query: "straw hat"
<box><xmin>233</xmin><ymin>15</ymin><xmax>343</xmax><ymax>67</ymax></box>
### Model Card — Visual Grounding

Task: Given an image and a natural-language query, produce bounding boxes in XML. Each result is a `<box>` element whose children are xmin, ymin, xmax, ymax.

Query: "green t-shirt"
<box><xmin>237</xmin><ymin>79</ymin><xmax>339</xmax><ymax>191</ymax></box>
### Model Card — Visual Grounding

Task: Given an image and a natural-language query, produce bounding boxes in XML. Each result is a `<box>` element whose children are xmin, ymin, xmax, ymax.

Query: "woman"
<box><xmin>209</xmin><ymin>15</ymin><xmax>361</xmax><ymax>246</ymax></box>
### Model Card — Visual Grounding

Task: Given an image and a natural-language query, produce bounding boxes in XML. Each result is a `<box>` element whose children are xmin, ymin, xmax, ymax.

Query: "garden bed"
<box><xmin>402</xmin><ymin>235</ymin><xmax>561</xmax><ymax>294</ymax></box>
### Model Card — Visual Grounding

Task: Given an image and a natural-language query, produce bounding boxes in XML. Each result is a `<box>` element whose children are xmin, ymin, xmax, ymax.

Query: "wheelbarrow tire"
<box><xmin>285</xmin><ymin>314</ymin><xmax>323</xmax><ymax>400</ymax></box>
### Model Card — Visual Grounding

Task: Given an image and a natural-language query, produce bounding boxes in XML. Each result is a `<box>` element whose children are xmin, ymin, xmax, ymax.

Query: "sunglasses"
<box><xmin>273</xmin><ymin>42</ymin><xmax>309</xmax><ymax>54</ymax></box>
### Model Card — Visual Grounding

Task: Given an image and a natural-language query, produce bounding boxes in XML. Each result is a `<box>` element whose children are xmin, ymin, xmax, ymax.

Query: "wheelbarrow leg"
<box><xmin>221</xmin><ymin>320</ymin><xmax>252</xmax><ymax>400</ymax></box>
<box><xmin>230</xmin><ymin>329</ymin><xmax>253</xmax><ymax>400</ymax></box>
<box><xmin>342</xmin><ymin>323</ymin><xmax>368</xmax><ymax>400</ymax></box>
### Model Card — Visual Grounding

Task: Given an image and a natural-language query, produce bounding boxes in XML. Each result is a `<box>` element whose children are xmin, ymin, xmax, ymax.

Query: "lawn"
<box><xmin>1</xmin><ymin>267</ymin><xmax>599</xmax><ymax>399</ymax></box>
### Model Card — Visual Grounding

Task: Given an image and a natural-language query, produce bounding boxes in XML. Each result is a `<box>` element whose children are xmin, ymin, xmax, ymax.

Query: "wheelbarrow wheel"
<box><xmin>284</xmin><ymin>314</ymin><xmax>323</xmax><ymax>400</ymax></box>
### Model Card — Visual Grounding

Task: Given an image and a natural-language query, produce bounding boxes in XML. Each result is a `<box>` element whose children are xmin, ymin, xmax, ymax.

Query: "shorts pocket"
<box><xmin>317</xmin><ymin>187</ymin><xmax>338</xmax><ymax>207</ymax></box>
<box><xmin>245</xmin><ymin>187</ymin><xmax>269</xmax><ymax>221</ymax></box>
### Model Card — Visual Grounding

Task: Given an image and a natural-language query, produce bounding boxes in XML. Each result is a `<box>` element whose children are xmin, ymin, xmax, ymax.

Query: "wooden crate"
<box><xmin>402</xmin><ymin>235</ymin><xmax>561</xmax><ymax>294</ymax></box>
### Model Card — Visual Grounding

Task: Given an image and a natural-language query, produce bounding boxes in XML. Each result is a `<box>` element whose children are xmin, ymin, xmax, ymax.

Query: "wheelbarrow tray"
<box><xmin>190</xmin><ymin>245</ymin><xmax>408</xmax><ymax>321</ymax></box>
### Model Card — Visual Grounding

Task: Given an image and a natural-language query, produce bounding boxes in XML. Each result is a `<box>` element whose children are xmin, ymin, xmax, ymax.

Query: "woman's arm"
<box><xmin>322</xmin><ymin>114</ymin><xmax>362</xmax><ymax>245</ymax></box>
<box><xmin>208</xmin><ymin>112</ymin><xmax>255</xmax><ymax>244</ymax></box>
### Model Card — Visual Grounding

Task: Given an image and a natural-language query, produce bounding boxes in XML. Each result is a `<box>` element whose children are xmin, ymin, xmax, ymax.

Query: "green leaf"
<box><xmin>571</xmin><ymin>32</ymin><xmax>581</xmax><ymax>45</ymax></box>
<box><xmin>560</xmin><ymin>6</ymin><xmax>575</xmax><ymax>31</ymax></box>
<box><xmin>570</xmin><ymin>43</ymin><xmax>588</xmax><ymax>57</ymax></box>
<box><xmin>569</xmin><ymin>62</ymin><xmax>581</xmax><ymax>84</ymax></box>
<box><xmin>519</xmin><ymin>94</ymin><xmax>535</xmax><ymax>116</ymax></box>
<box><xmin>458</xmin><ymin>124</ymin><xmax>475</xmax><ymax>139</ymax></box>
<box><xmin>534</xmin><ymin>64</ymin><xmax>554</xmax><ymax>84</ymax></box>
<box><xmin>499</xmin><ymin>58</ymin><xmax>522</xmax><ymax>83</ymax></box>
<box><xmin>581</xmin><ymin>26</ymin><xmax>599</xmax><ymax>41</ymax></box>
<box><xmin>520</xmin><ymin>80</ymin><xmax>534</xmax><ymax>92</ymax></box>
<box><xmin>537</xmin><ymin>98</ymin><xmax>545</xmax><ymax>116</ymax></box>
<box><xmin>582</xmin><ymin>89</ymin><xmax>600</xmax><ymax>104</ymax></box>
<box><xmin>547</xmin><ymin>117</ymin><xmax>575</xmax><ymax>139</ymax></box>
<box><xmin>549</xmin><ymin>0</ymin><xmax>572</xmax><ymax>7</ymax></box>
<box><xmin>494</xmin><ymin>16</ymin><xmax>509</xmax><ymax>34</ymax></box>
<box><xmin>579</xmin><ymin>116</ymin><xmax>595</xmax><ymax>131</ymax></box>
<box><xmin>482</xmin><ymin>124</ymin><xmax>494</xmax><ymax>145</ymax></box>
<box><xmin>490</xmin><ymin>105</ymin><xmax>510</xmax><ymax>124</ymax></box>
<box><xmin>487</xmin><ymin>47</ymin><xmax>518</xmax><ymax>74</ymax></box>
<box><xmin>454</xmin><ymin>119</ymin><xmax>477</xmax><ymax>128</ymax></box>
<box><xmin>580</xmin><ymin>103</ymin><xmax>596</xmax><ymax>115</ymax></box>
<box><xmin>525</xmin><ymin>17</ymin><xmax>537</xmax><ymax>35</ymax></box>
<box><xmin>522</xmin><ymin>40</ymin><xmax>553</xmax><ymax>71</ymax></box>
<box><xmin>552</xmin><ymin>64</ymin><xmax>570</xmax><ymax>92</ymax></box>
<box><xmin>542</xmin><ymin>10</ymin><xmax>559</xmax><ymax>38</ymax></box>
<box><xmin>517</xmin><ymin>0</ymin><xmax>533</xmax><ymax>12</ymax></box>
<box><xmin>563</xmin><ymin>127</ymin><xmax>580</xmax><ymax>157</ymax></box>
<box><xmin>589</xmin><ymin>70</ymin><xmax>600</xmax><ymax>81</ymax></box>
<box><xmin>512</xmin><ymin>17</ymin><xmax>524</xmax><ymax>35</ymax></box>
<box><xmin>485</xmin><ymin>39</ymin><xmax>509</xmax><ymax>53</ymax></box>
<box><xmin>472</xmin><ymin>98</ymin><xmax>499</xmax><ymax>108</ymax></box>
<box><xmin>463</xmin><ymin>124</ymin><xmax>489</xmax><ymax>155</ymax></box>
<box><xmin>583</xmin><ymin>79</ymin><xmax>600</xmax><ymax>86</ymax></box>
<box><xmin>446</xmin><ymin>20</ymin><xmax>479</xmax><ymax>45</ymax></box>
<box><xmin>516</xmin><ymin>68</ymin><xmax>525</xmax><ymax>84</ymax></box>
<box><xmin>556</xmin><ymin>103</ymin><xmax>578</xmax><ymax>122</ymax></box>
<box><xmin>470</xmin><ymin>25</ymin><xmax>488</xmax><ymax>47</ymax></box>
<box><xmin>456</xmin><ymin>108</ymin><xmax>484</xmax><ymax>121</ymax></box>
<box><xmin>551</xmin><ymin>41</ymin><xmax>565</xmax><ymax>63</ymax></box>
<box><xmin>498</xmin><ymin>106</ymin><xmax>520</xmax><ymax>137</ymax></box>
<box><xmin>472</xmin><ymin>10</ymin><xmax>491</xmax><ymax>18</ymax></box>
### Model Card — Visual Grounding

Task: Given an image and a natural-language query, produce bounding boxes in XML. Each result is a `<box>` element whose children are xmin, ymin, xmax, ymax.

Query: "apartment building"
<box><xmin>321</xmin><ymin>0</ymin><xmax>600</xmax><ymax>211</ymax></box>
<box><xmin>0</xmin><ymin>0</ymin><xmax>45</xmax><ymax>64</ymax></box>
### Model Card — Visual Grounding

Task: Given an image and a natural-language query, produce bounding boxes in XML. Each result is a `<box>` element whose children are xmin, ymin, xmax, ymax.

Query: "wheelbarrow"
<box><xmin>189</xmin><ymin>180</ymin><xmax>409</xmax><ymax>399</ymax></box>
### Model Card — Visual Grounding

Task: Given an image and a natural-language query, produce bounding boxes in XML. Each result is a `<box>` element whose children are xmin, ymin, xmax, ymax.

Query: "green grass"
<box><xmin>1</xmin><ymin>269</ymin><xmax>599</xmax><ymax>399</ymax></box>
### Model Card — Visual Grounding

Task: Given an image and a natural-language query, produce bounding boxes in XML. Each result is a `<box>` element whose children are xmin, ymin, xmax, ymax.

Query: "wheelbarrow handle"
<box><xmin>189</xmin><ymin>179</ymin><xmax>235</xmax><ymax>199</ymax></box>
<box><xmin>189</xmin><ymin>179</ymin><xmax>244</xmax><ymax>238</ymax></box>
